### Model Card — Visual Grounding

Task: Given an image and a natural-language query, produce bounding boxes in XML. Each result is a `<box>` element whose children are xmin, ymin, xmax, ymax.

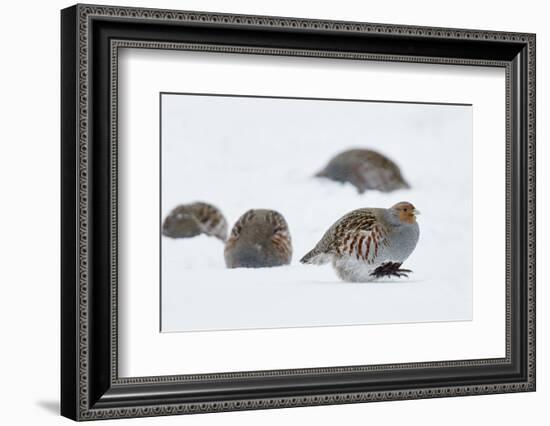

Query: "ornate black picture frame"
<box><xmin>61</xmin><ymin>3</ymin><xmax>536</xmax><ymax>421</ymax></box>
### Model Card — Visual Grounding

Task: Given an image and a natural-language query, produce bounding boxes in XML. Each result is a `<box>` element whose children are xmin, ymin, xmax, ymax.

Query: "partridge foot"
<box><xmin>370</xmin><ymin>262</ymin><xmax>412</xmax><ymax>279</ymax></box>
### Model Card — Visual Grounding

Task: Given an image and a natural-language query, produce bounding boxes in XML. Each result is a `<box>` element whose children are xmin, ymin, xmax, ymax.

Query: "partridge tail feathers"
<box><xmin>300</xmin><ymin>248</ymin><xmax>331</xmax><ymax>265</ymax></box>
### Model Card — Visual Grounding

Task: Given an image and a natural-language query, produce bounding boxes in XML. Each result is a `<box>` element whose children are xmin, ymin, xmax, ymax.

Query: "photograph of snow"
<box><xmin>160</xmin><ymin>93</ymin><xmax>473</xmax><ymax>332</ymax></box>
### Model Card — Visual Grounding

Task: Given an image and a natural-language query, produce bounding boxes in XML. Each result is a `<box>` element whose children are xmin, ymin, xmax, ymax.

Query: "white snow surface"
<box><xmin>161</xmin><ymin>94</ymin><xmax>473</xmax><ymax>332</ymax></box>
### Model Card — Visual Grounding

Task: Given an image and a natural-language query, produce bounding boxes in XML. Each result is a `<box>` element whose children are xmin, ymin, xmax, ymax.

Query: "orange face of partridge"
<box><xmin>392</xmin><ymin>202</ymin><xmax>419</xmax><ymax>224</ymax></box>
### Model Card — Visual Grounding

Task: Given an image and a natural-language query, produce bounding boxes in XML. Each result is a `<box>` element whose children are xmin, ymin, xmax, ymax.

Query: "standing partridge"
<box><xmin>300</xmin><ymin>202</ymin><xmax>419</xmax><ymax>282</ymax></box>
<box><xmin>315</xmin><ymin>148</ymin><xmax>409</xmax><ymax>193</ymax></box>
<box><xmin>162</xmin><ymin>202</ymin><xmax>228</xmax><ymax>241</ymax></box>
<box><xmin>224</xmin><ymin>209</ymin><xmax>292</xmax><ymax>268</ymax></box>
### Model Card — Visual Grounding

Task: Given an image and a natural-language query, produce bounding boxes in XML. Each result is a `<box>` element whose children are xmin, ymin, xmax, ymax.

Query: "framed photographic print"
<box><xmin>61</xmin><ymin>3</ymin><xmax>536</xmax><ymax>421</ymax></box>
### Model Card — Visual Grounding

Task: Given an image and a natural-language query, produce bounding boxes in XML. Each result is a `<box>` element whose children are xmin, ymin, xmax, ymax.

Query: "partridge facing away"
<box><xmin>162</xmin><ymin>202</ymin><xmax>228</xmax><ymax>241</ymax></box>
<box><xmin>315</xmin><ymin>148</ymin><xmax>409</xmax><ymax>193</ymax></box>
<box><xmin>224</xmin><ymin>209</ymin><xmax>292</xmax><ymax>268</ymax></box>
<box><xmin>300</xmin><ymin>202</ymin><xmax>419</xmax><ymax>282</ymax></box>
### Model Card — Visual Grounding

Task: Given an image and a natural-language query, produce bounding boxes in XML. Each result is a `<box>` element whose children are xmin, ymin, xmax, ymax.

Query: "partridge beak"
<box><xmin>413</xmin><ymin>209</ymin><xmax>421</xmax><ymax>216</ymax></box>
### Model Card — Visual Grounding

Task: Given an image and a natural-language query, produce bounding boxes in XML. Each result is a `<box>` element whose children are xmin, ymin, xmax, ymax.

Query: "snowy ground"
<box><xmin>161</xmin><ymin>94</ymin><xmax>473</xmax><ymax>332</ymax></box>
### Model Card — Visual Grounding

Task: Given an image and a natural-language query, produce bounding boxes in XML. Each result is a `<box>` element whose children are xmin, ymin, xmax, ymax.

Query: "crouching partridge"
<box><xmin>300</xmin><ymin>202</ymin><xmax>419</xmax><ymax>282</ymax></box>
<box><xmin>162</xmin><ymin>202</ymin><xmax>228</xmax><ymax>241</ymax></box>
<box><xmin>315</xmin><ymin>148</ymin><xmax>409</xmax><ymax>193</ymax></box>
<box><xmin>224</xmin><ymin>209</ymin><xmax>292</xmax><ymax>268</ymax></box>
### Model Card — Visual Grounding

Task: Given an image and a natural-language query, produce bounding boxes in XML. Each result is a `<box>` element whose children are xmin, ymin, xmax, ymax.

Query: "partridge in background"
<box><xmin>224</xmin><ymin>209</ymin><xmax>292</xmax><ymax>268</ymax></box>
<box><xmin>162</xmin><ymin>202</ymin><xmax>228</xmax><ymax>241</ymax></box>
<box><xmin>315</xmin><ymin>148</ymin><xmax>410</xmax><ymax>193</ymax></box>
<box><xmin>300</xmin><ymin>202</ymin><xmax>419</xmax><ymax>282</ymax></box>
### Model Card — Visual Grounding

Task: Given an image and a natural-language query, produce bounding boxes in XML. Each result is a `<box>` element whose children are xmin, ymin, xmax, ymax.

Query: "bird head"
<box><xmin>390</xmin><ymin>201</ymin><xmax>420</xmax><ymax>225</ymax></box>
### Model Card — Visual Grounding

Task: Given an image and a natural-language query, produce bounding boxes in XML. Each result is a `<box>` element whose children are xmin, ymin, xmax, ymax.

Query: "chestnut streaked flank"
<box><xmin>301</xmin><ymin>202</ymin><xmax>420</xmax><ymax>282</ymax></box>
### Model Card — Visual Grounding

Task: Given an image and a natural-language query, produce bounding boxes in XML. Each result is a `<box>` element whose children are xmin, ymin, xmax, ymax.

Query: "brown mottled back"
<box><xmin>225</xmin><ymin>209</ymin><xmax>292</xmax><ymax>268</ymax></box>
<box><xmin>300</xmin><ymin>208</ymin><xmax>390</xmax><ymax>265</ymax></box>
<box><xmin>315</xmin><ymin>149</ymin><xmax>409</xmax><ymax>193</ymax></box>
<box><xmin>162</xmin><ymin>202</ymin><xmax>228</xmax><ymax>241</ymax></box>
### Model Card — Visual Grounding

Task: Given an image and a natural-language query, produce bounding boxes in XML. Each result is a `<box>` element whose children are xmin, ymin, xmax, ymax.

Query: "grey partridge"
<box><xmin>162</xmin><ymin>202</ymin><xmax>228</xmax><ymax>241</ymax></box>
<box><xmin>224</xmin><ymin>209</ymin><xmax>292</xmax><ymax>268</ymax></box>
<box><xmin>301</xmin><ymin>202</ymin><xmax>419</xmax><ymax>282</ymax></box>
<box><xmin>315</xmin><ymin>148</ymin><xmax>409</xmax><ymax>193</ymax></box>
